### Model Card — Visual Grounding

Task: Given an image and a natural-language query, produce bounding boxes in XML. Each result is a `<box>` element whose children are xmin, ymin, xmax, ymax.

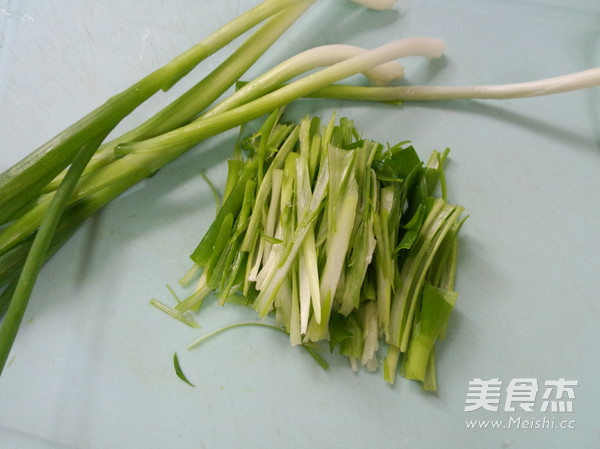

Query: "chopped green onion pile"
<box><xmin>155</xmin><ymin>109</ymin><xmax>465</xmax><ymax>390</ymax></box>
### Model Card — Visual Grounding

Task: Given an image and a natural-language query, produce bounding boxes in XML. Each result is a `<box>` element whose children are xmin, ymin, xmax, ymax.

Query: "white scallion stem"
<box><xmin>314</xmin><ymin>67</ymin><xmax>600</xmax><ymax>101</ymax></box>
<box><xmin>296</xmin><ymin>155</ymin><xmax>321</xmax><ymax>330</ymax></box>
<box><xmin>317</xmin><ymin>179</ymin><xmax>360</xmax><ymax>333</ymax></box>
<box><xmin>398</xmin><ymin>67</ymin><xmax>600</xmax><ymax>100</ymax></box>
<box><xmin>203</xmin><ymin>44</ymin><xmax>405</xmax><ymax>119</ymax></box>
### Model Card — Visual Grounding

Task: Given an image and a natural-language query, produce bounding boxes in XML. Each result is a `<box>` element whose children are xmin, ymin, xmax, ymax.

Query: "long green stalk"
<box><xmin>0</xmin><ymin>132</ymin><xmax>107</xmax><ymax>374</ymax></box>
<box><xmin>186</xmin><ymin>321</ymin><xmax>329</xmax><ymax>369</ymax></box>
<box><xmin>0</xmin><ymin>0</ymin><xmax>306</xmax><ymax>224</ymax></box>
<box><xmin>0</xmin><ymin>175</ymin><xmax>138</xmax><ymax>299</ymax></box>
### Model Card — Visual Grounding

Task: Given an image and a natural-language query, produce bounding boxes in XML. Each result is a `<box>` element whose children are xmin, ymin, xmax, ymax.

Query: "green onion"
<box><xmin>158</xmin><ymin>112</ymin><xmax>465</xmax><ymax>389</ymax></box>
<box><xmin>43</xmin><ymin>0</ymin><xmax>316</xmax><ymax>194</ymax></box>
<box><xmin>0</xmin><ymin>0</ymin><xmax>311</xmax><ymax>226</ymax></box>
<box><xmin>173</xmin><ymin>353</ymin><xmax>195</xmax><ymax>387</ymax></box>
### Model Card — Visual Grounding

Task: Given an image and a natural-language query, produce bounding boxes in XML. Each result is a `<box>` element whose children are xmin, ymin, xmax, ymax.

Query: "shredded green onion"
<box><xmin>158</xmin><ymin>112</ymin><xmax>465</xmax><ymax>389</ymax></box>
<box><xmin>173</xmin><ymin>353</ymin><xmax>195</xmax><ymax>387</ymax></box>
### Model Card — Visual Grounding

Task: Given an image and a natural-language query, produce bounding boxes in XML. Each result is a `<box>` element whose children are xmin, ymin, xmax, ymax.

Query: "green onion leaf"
<box><xmin>173</xmin><ymin>353</ymin><xmax>195</xmax><ymax>387</ymax></box>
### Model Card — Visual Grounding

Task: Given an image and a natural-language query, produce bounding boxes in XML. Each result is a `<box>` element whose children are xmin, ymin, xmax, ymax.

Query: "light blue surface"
<box><xmin>0</xmin><ymin>1</ymin><xmax>599</xmax><ymax>448</ymax></box>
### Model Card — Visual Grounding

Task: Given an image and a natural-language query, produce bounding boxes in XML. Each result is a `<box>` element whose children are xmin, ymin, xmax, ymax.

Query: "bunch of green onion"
<box><xmin>1</xmin><ymin>0</ymin><xmax>599</xmax><ymax>379</ymax></box>
<box><xmin>156</xmin><ymin>109</ymin><xmax>465</xmax><ymax>389</ymax></box>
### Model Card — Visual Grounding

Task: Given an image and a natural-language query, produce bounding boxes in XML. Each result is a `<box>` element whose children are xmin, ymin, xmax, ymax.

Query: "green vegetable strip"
<box><xmin>388</xmin><ymin>199</ymin><xmax>463</xmax><ymax>352</ymax></box>
<box><xmin>214</xmin><ymin>181</ymin><xmax>257</xmax><ymax>302</ymax></box>
<box><xmin>199</xmin><ymin>171</ymin><xmax>222</xmax><ymax>213</ymax></box>
<box><xmin>205</xmin><ymin>214</ymin><xmax>235</xmax><ymax>282</ymax></box>
<box><xmin>173</xmin><ymin>352</ymin><xmax>195</xmax><ymax>387</ymax></box>
<box><xmin>306</xmin><ymin>179</ymin><xmax>359</xmax><ymax>341</ymax></box>
<box><xmin>222</xmin><ymin>160</ymin><xmax>244</xmax><ymax>205</ymax></box>
<box><xmin>339</xmin><ymin>169</ymin><xmax>377</xmax><ymax>316</ymax></box>
<box><xmin>430</xmin><ymin>216</ymin><xmax>467</xmax><ymax>340</ymax></box>
<box><xmin>256</xmin><ymin>109</ymin><xmax>283</xmax><ymax>185</ymax></box>
<box><xmin>241</xmin><ymin>121</ymin><xmax>300</xmax><ymax>252</ymax></box>
<box><xmin>0</xmin><ymin>0</ymin><xmax>306</xmax><ymax>225</ymax></box>
<box><xmin>0</xmin><ymin>132</ymin><xmax>107</xmax><ymax>374</ymax></box>
<box><xmin>0</xmin><ymin>280</ymin><xmax>17</xmax><ymax>322</ymax></box>
<box><xmin>289</xmin><ymin>258</ymin><xmax>302</xmax><ymax>345</ymax></box>
<box><xmin>373</xmin><ymin>186</ymin><xmax>394</xmax><ymax>338</ymax></box>
<box><xmin>274</xmin><ymin>274</ymin><xmax>291</xmax><ymax>331</ymax></box>
<box><xmin>422</xmin><ymin>349</ymin><xmax>437</xmax><ymax>391</ymax></box>
<box><xmin>361</xmin><ymin>301</ymin><xmax>379</xmax><ymax>370</ymax></box>
<box><xmin>263</xmin><ymin>169</ymin><xmax>284</xmax><ymax>258</ymax></box>
<box><xmin>251</xmin><ymin>169</ymin><xmax>284</xmax><ymax>287</ymax></box>
<box><xmin>185</xmin><ymin>321</ymin><xmax>329</xmax><ymax>369</ymax></box>
<box><xmin>150</xmin><ymin>299</ymin><xmax>200</xmax><ymax>328</ymax></box>
<box><xmin>383</xmin><ymin>344</ymin><xmax>401</xmax><ymax>384</ymax></box>
<box><xmin>296</xmin><ymin>152</ymin><xmax>321</xmax><ymax>331</ymax></box>
<box><xmin>190</xmin><ymin>159</ymin><xmax>258</xmax><ymax>267</ymax></box>
<box><xmin>174</xmin><ymin>272</ymin><xmax>211</xmax><ymax>313</ymax></box>
<box><xmin>279</xmin><ymin>152</ymin><xmax>299</xmax><ymax>229</ymax></box>
<box><xmin>404</xmin><ymin>283</ymin><xmax>457</xmax><ymax>382</ymax></box>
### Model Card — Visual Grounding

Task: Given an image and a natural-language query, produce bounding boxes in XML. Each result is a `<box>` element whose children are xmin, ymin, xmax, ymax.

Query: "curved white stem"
<box><xmin>202</xmin><ymin>44</ymin><xmax>406</xmax><ymax>119</ymax></box>
<box><xmin>208</xmin><ymin>37</ymin><xmax>445</xmax><ymax>118</ymax></box>
<box><xmin>399</xmin><ymin>67</ymin><xmax>600</xmax><ymax>100</ymax></box>
<box><xmin>318</xmin><ymin>67</ymin><xmax>600</xmax><ymax>101</ymax></box>
<box><xmin>117</xmin><ymin>38</ymin><xmax>446</xmax><ymax>157</ymax></box>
